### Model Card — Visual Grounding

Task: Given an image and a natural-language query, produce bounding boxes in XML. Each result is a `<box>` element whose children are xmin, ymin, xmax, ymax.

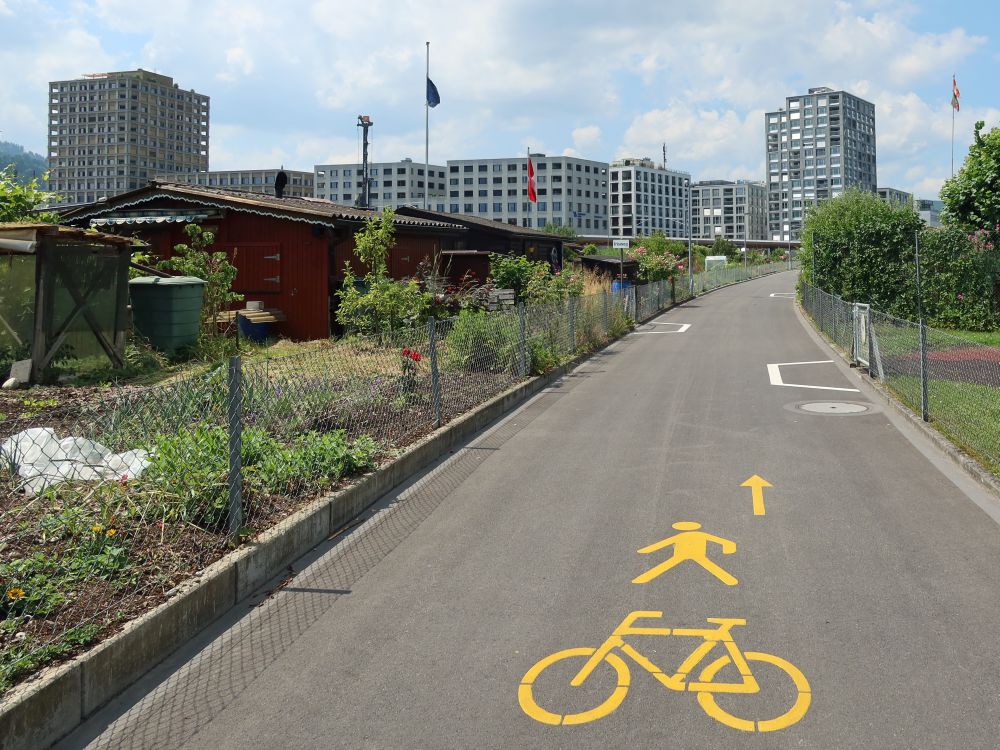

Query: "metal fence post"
<box><xmin>226</xmin><ymin>355</ymin><xmax>244</xmax><ymax>536</ymax></box>
<box><xmin>518</xmin><ymin>301</ymin><xmax>528</xmax><ymax>377</ymax></box>
<box><xmin>568</xmin><ymin>296</ymin><xmax>577</xmax><ymax>352</ymax></box>
<box><xmin>630</xmin><ymin>286</ymin><xmax>637</xmax><ymax>321</ymax></box>
<box><xmin>919</xmin><ymin>321</ymin><xmax>930</xmax><ymax>422</ymax></box>
<box><xmin>602</xmin><ymin>288</ymin><xmax>609</xmax><ymax>334</ymax></box>
<box><xmin>427</xmin><ymin>317</ymin><xmax>442</xmax><ymax>427</ymax></box>
<box><xmin>832</xmin><ymin>295</ymin><xmax>838</xmax><ymax>343</ymax></box>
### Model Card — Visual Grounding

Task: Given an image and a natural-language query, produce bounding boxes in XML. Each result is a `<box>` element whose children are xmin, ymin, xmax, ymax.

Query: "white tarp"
<box><xmin>0</xmin><ymin>428</ymin><xmax>150</xmax><ymax>496</ymax></box>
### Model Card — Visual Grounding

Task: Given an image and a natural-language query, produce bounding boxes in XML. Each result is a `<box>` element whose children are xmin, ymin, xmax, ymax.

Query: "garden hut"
<box><xmin>0</xmin><ymin>223</ymin><xmax>138</xmax><ymax>382</ymax></box>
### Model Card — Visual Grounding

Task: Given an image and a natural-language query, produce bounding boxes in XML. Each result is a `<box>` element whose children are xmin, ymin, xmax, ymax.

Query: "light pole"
<box><xmin>685</xmin><ymin>178</ymin><xmax>693</xmax><ymax>293</ymax></box>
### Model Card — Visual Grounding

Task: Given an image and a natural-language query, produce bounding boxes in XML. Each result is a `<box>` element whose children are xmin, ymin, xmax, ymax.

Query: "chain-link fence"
<box><xmin>801</xmin><ymin>280</ymin><xmax>1000</xmax><ymax>477</ymax></box>
<box><xmin>0</xmin><ymin>263</ymin><xmax>792</xmax><ymax>697</ymax></box>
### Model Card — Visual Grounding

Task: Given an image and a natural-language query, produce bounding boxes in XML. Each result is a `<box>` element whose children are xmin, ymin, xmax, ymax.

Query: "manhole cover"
<box><xmin>799</xmin><ymin>402</ymin><xmax>869</xmax><ymax>414</ymax></box>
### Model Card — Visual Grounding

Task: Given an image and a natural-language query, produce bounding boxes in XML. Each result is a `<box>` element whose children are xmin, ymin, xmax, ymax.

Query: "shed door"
<box><xmin>219</xmin><ymin>243</ymin><xmax>282</xmax><ymax>294</ymax></box>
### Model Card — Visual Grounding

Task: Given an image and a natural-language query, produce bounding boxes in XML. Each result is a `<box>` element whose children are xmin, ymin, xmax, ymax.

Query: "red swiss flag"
<box><xmin>527</xmin><ymin>158</ymin><xmax>537</xmax><ymax>203</ymax></box>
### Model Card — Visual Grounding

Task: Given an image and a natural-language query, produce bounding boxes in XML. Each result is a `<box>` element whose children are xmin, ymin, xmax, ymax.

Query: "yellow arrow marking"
<box><xmin>740</xmin><ymin>475</ymin><xmax>773</xmax><ymax>516</ymax></box>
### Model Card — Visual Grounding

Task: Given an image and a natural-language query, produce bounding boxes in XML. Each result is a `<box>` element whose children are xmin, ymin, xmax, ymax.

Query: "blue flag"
<box><xmin>426</xmin><ymin>77</ymin><xmax>441</xmax><ymax>108</ymax></box>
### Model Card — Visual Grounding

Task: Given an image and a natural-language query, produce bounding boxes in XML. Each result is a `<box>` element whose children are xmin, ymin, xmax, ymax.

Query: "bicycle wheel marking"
<box><xmin>518</xmin><ymin>648</ymin><xmax>630</xmax><ymax>726</ymax></box>
<box><xmin>696</xmin><ymin>651</ymin><xmax>811</xmax><ymax>732</ymax></box>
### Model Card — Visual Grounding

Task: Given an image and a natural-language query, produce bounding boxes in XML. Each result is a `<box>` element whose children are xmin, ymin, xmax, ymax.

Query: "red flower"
<box><xmin>402</xmin><ymin>347</ymin><xmax>411</xmax><ymax>357</ymax></box>
<box><xmin>411</xmin><ymin>352</ymin><xmax>423</xmax><ymax>362</ymax></box>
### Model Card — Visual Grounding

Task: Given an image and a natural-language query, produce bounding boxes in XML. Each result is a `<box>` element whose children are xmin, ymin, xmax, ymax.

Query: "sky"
<box><xmin>1</xmin><ymin>0</ymin><xmax>998</xmax><ymax>199</ymax></box>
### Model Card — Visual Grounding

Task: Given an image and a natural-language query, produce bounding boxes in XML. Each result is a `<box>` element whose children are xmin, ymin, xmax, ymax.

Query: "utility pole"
<box><xmin>357</xmin><ymin>115</ymin><xmax>373</xmax><ymax>209</ymax></box>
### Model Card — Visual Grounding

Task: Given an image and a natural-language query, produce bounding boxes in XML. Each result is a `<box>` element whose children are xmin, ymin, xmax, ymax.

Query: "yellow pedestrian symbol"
<box><xmin>633</xmin><ymin>522</ymin><xmax>738</xmax><ymax>585</ymax></box>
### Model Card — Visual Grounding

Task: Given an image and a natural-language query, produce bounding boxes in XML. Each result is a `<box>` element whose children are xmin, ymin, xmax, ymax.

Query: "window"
<box><xmin>508</xmin><ymin>202</ymin><xmax>517</xmax><ymax>211</ymax></box>
<box><xmin>450</xmin><ymin>203</ymin><xmax>459</xmax><ymax>212</ymax></box>
<box><xmin>478</xmin><ymin>203</ymin><xmax>487</xmax><ymax>212</ymax></box>
<box><xmin>493</xmin><ymin>202</ymin><xmax>502</xmax><ymax>212</ymax></box>
<box><xmin>464</xmin><ymin>203</ymin><xmax>473</xmax><ymax>212</ymax></box>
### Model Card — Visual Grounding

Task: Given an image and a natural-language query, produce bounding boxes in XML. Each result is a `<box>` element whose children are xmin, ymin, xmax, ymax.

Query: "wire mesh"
<box><xmin>0</xmin><ymin>265</ymin><xmax>790</xmax><ymax>697</ymax></box>
<box><xmin>801</xmin><ymin>279</ymin><xmax>1000</xmax><ymax>477</ymax></box>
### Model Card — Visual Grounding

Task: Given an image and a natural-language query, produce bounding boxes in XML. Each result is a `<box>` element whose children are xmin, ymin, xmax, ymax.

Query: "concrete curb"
<box><xmin>0</xmin><ymin>338</ymin><xmax>597</xmax><ymax>750</ymax></box>
<box><xmin>1</xmin><ymin>272</ymin><xmax>788</xmax><ymax>750</ymax></box>
<box><xmin>794</xmin><ymin>299</ymin><xmax>1000</xmax><ymax>502</ymax></box>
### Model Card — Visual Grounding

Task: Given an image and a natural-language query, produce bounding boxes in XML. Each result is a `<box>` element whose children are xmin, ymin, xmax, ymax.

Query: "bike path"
<box><xmin>62</xmin><ymin>271</ymin><xmax>1000</xmax><ymax>749</ymax></box>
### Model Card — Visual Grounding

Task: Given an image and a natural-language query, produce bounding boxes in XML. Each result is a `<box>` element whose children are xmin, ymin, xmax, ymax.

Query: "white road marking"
<box><xmin>635</xmin><ymin>322</ymin><xmax>691</xmax><ymax>334</ymax></box>
<box><xmin>770</xmin><ymin>292</ymin><xmax>796</xmax><ymax>298</ymax></box>
<box><xmin>766</xmin><ymin>361</ymin><xmax>860</xmax><ymax>392</ymax></box>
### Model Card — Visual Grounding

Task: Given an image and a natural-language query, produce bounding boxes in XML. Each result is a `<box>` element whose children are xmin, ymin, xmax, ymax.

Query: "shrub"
<box><xmin>443</xmin><ymin>309</ymin><xmax>518</xmax><ymax>373</ymax></box>
<box><xmin>336</xmin><ymin>270</ymin><xmax>431</xmax><ymax>336</ymax></box>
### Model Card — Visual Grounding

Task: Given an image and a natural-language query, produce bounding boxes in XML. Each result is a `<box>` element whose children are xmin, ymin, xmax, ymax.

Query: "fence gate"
<box><xmin>852</xmin><ymin>303</ymin><xmax>870</xmax><ymax>368</ymax></box>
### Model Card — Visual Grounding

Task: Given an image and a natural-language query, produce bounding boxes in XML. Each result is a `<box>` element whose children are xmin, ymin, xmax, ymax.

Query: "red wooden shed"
<box><xmin>59</xmin><ymin>182</ymin><xmax>463</xmax><ymax>340</ymax></box>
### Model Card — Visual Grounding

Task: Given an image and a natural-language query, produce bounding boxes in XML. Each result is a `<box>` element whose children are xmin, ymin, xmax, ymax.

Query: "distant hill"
<box><xmin>0</xmin><ymin>141</ymin><xmax>48</xmax><ymax>186</ymax></box>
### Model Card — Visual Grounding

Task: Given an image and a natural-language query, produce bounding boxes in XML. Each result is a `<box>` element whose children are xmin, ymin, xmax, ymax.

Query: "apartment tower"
<box><xmin>47</xmin><ymin>69</ymin><xmax>209</xmax><ymax>205</ymax></box>
<box><xmin>765</xmin><ymin>86</ymin><xmax>876</xmax><ymax>240</ymax></box>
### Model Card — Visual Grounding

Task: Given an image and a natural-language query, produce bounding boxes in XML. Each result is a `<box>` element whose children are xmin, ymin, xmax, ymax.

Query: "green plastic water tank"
<box><xmin>129</xmin><ymin>276</ymin><xmax>206</xmax><ymax>353</ymax></box>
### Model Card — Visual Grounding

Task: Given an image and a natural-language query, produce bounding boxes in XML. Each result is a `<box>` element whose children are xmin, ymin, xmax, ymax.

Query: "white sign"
<box><xmin>612</xmin><ymin>239</ymin><xmax>630</xmax><ymax>250</ymax></box>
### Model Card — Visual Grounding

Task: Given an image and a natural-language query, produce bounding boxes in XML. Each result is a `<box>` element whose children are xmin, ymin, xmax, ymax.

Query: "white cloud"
<box><xmin>571</xmin><ymin>126</ymin><xmax>602</xmax><ymax>153</ymax></box>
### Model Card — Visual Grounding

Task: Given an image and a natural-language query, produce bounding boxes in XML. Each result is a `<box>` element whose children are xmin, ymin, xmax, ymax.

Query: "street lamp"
<box><xmin>685</xmin><ymin>178</ymin><xmax>692</xmax><ymax>293</ymax></box>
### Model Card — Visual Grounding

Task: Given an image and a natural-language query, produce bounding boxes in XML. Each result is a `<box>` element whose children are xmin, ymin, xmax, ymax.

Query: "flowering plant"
<box><xmin>399</xmin><ymin>347</ymin><xmax>423</xmax><ymax>400</ymax></box>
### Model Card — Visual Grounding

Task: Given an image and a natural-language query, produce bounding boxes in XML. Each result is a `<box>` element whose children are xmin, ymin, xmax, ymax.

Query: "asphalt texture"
<box><xmin>60</xmin><ymin>271</ymin><xmax>1000</xmax><ymax>749</ymax></box>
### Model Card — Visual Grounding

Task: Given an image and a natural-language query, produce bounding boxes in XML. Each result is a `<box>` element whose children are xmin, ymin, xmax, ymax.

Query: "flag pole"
<box><xmin>951</xmin><ymin>74</ymin><xmax>955</xmax><ymax>178</ymax></box>
<box><xmin>424</xmin><ymin>41</ymin><xmax>430</xmax><ymax>209</ymax></box>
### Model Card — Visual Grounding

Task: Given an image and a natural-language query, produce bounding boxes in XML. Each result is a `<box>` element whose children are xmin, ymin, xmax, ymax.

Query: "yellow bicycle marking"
<box><xmin>518</xmin><ymin>612</ymin><xmax>810</xmax><ymax>732</ymax></box>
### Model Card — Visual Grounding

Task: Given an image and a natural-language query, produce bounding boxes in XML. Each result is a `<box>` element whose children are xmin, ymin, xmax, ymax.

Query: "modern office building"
<box><xmin>916</xmin><ymin>198</ymin><xmax>944</xmax><ymax>227</ymax></box>
<box><xmin>690</xmin><ymin>180</ymin><xmax>767</xmax><ymax>242</ymax></box>
<box><xmin>316</xmin><ymin>154</ymin><xmax>607</xmax><ymax>234</ymax></box>
<box><xmin>153</xmin><ymin>168</ymin><xmax>314</xmax><ymax>197</ymax></box>
<box><xmin>47</xmin><ymin>69</ymin><xmax>209</xmax><ymax>205</ymax></box>
<box><xmin>765</xmin><ymin>86</ymin><xmax>876</xmax><ymax>240</ymax></box>
<box><xmin>877</xmin><ymin>187</ymin><xmax>912</xmax><ymax>206</ymax></box>
<box><xmin>609</xmin><ymin>158</ymin><xmax>689</xmax><ymax>239</ymax></box>
<box><xmin>313</xmin><ymin>158</ymin><xmax>447</xmax><ymax>210</ymax></box>
<box><xmin>445</xmin><ymin>154</ymin><xmax>608</xmax><ymax>234</ymax></box>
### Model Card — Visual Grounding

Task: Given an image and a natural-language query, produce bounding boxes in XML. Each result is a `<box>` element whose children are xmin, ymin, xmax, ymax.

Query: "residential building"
<box><xmin>877</xmin><ymin>187</ymin><xmax>912</xmax><ymax>206</ymax></box>
<box><xmin>47</xmin><ymin>69</ymin><xmax>209</xmax><ymax>205</ymax></box>
<box><xmin>690</xmin><ymin>180</ymin><xmax>767</xmax><ymax>242</ymax></box>
<box><xmin>444</xmin><ymin>154</ymin><xmax>609</xmax><ymax>235</ymax></box>
<box><xmin>765</xmin><ymin>86</ymin><xmax>877</xmax><ymax>240</ymax></box>
<box><xmin>313</xmin><ymin>158</ymin><xmax>447</xmax><ymax>210</ymax></box>
<box><xmin>609</xmin><ymin>158</ymin><xmax>690</xmax><ymax>239</ymax></box>
<box><xmin>153</xmin><ymin>169</ymin><xmax>314</xmax><ymax>197</ymax></box>
<box><xmin>916</xmin><ymin>198</ymin><xmax>944</xmax><ymax>227</ymax></box>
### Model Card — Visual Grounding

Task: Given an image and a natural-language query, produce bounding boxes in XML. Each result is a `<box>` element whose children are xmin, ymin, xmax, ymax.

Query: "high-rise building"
<box><xmin>47</xmin><ymin>69</ymin><xmax>209</xmax><ymax>206</ymax></box>
<box><xmin>690</xmin><ymin>180</ymin><xmax>767</xmax><ymax>242</ymax></box>
<box><xmin>609</xmin><ymin>158</ymin><xmax>689</xmax><ymax>239</ymax></box>
<box><xmin>153</xmin><ymin>168</ymin><xmax>314</xmax><ymax>198</ymax></box>
<box><xmin>445</xmin><ymin>154</ymin><xmax>608</xmax><ymax>234</ymax></box>
<box><xmin>765</xmin><ymin>86</ymin><xmax>876</xmax><ymax>240</ymax></box>
<box><xmin>877</xmin><ymin>187</ymin><xmax>912</xmax><ymax>207</ymax></box>
<box><xmin>313</xmin><ymin>158</ymin><xmax>447</xmax><ymax>210</ymax></box>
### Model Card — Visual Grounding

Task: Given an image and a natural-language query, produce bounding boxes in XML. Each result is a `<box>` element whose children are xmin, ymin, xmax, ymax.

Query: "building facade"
<box><xmin>153</xmin><ymin>169</ymin><xmax>314</xmax><ymax>197</ymax></box>
<box><xmin>444</xmin><ymin>154</ymin><xmax>608</xmax><ymax>235</ymax></box>
<box><xmin>313</xmin><ymin>158</ymin><xmax>447</xmax><ymax>210</ymax></box>
<box><xmin>609</xmin><ymin>158</ymin><xmax>690</xmax><ymax>239</ymax></box>
<box><xmin>765</xmin><ymin>86</ymin><xmax>876</xmax><ymax>240</ymax></box>
<box><xmin>916</xmin><ymin>198</ymin><xmax>943</xmax><ymax>227</ymax></box>
<box><xmin>877</xmin><ymin>187</ymin><xmax>913</xmax><ymax>206</ymax></box>
<box><xmin>690</xmin><ymin>180</ymin><xmax>767</xmax><ymax>242</ymax></box>
<box><xmin>47</xmin><ymin>69</ymin><xmax>209</xmax><ymax>206</ymax></box>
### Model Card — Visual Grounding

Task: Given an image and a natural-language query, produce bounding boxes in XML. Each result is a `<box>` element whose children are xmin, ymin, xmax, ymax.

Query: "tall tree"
<box><xmin>940</xmin><ymin>121</ymin><xmax>1000</xmax><ymax>230</ymax></box>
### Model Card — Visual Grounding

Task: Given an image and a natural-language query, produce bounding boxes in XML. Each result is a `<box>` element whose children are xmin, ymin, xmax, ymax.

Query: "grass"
<box><xmin>944</xmin><ymin>330</ymin><xmax>1000</xmax><ymax>348</ymax></box>
<box><xmin>883</xmin><ymin>374</ymin><xmax>1000</xmax><ymax>476</ymax></box>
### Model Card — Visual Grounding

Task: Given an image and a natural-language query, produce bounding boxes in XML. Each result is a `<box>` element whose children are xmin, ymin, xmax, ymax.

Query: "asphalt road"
<box><xmin>61</xmin><ymin>271</ymin><xmax>1000</xmax><ymax>749</ymax></box>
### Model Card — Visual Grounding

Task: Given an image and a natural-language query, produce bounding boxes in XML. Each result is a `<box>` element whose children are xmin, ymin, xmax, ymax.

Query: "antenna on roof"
<box><xmin>662</xmin><ymin>142</ymin><xmax>667</xmax><ymax>169</ymax></box>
